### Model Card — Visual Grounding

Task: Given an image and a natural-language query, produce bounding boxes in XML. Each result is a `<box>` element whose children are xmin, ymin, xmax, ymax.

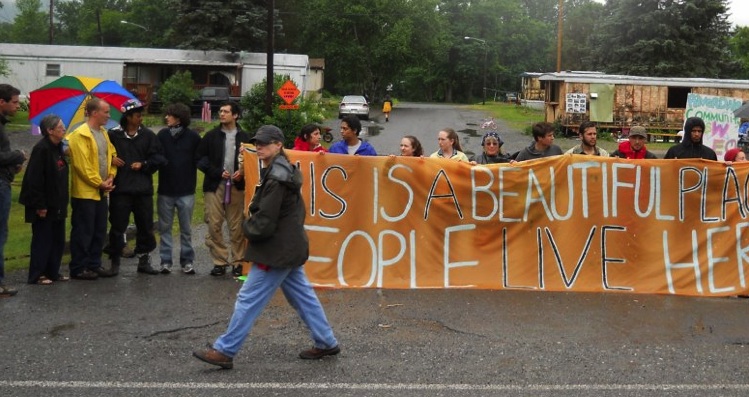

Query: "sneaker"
<box><xmin>232</xmin><ymin>264</ymin><xmax>243</xmax><ymax>277</ymax></box>
<box><xmin>182</xmin><ymin>263</ymin><xmax>196</xmax><ymax>275</ymax></box>
<box><xmin>210</xmin><ymin>265</ymin><xmax>227</xmax><ymax>276</ymax></box>
<box><xmin>0</xmin><ymin>284</ymin><xmax>18</xmax><ymax>297</ymax></box>
<box><xmin>137</xmin><ymin>254</ymin><xmax>159</xmax><ymax>275</ymax></box>
<box><xmin>92</xmin><ymin>267</ymin><xmax>115</xmax><ymax>278</ymax></box>
<box><xmin>71</xmin><ymin>269</ymin><xmax>99</xmax><ymax>280</ymax></box>
<box><xmin>299</xmin><ymin>345</ymin><xmax>341</xmax><ymax>360</ymax></box>
<box><xmin>160</xmin><ymin>263</ymin><xmax>172</xmax><ymax>274</ymax></box>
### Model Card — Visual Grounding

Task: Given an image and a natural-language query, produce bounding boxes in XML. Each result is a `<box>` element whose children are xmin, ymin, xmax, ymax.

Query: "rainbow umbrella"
<box><xmin>28</xmin><ymin>75</ymin><xmax>136</xmax><ymax>132</ymax></box>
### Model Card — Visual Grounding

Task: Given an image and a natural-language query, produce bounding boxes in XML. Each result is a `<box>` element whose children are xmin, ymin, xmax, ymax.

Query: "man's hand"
<box><xmin>36</xmin><ymin>209</ymin><xmax>47</xmax><ymax>218</ymax></box>
<box><xmin>100</xmin><ymin>176</ymin><xmax>115</xmax><ymax>192</ymax></box>
<box><xmin>112</xmin><ymin>156</ymin><xmax>125</xmax><ymax>167</ymax></box>
<box><xmin>231</xmin><ymin>170</ymin><xmax>242</xmax><ymax>182</ymax></box>
<box><xmin>130</xmin><ymin>162</ymin><xmax>142</xmax><ymax>171</ymax></box>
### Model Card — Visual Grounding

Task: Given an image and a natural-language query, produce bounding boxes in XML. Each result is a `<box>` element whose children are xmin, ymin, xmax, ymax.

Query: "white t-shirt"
<box><xmin>347</xmin><ymin>141</ymin><xmax>362</xmax><ymax>155</ymax></box>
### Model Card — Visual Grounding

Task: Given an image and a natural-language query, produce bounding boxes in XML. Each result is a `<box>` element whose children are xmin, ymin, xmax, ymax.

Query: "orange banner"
<box><xmin>244</xmin><ymin>146</ymin><xmax>749</xmax><ymax>297</ymax></box>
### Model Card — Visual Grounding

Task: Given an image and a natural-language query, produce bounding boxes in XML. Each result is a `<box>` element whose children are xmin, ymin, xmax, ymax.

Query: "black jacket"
<box><xmin>0</xmin><ymin>115</ymin><xmax>26</xmax><ymax>183</ymax></box>
<box><xmin>664</xmin><ymin>118</ymin><xmax>717</xmax><ymax>160</ymax></box>
<box><xmin>471</xmin><ymin>152</ymin><xmax>510</xmax><ymax>164</ymax></box>
<box><xmin>197</xmin><ymin>125</ymin><xmax>250</xmax><ymax>193</ymax></box>
<box><xmin>18</xmin><ymin>136</ymin><xmax>68</xmax><ymax>222</ymax></box>
<box><xmin>243</xmin><ymin>155</ymin><xmax>309</xmax><ymax>268</ymax></box>
<box><xmin>108</xmin><ymin>125</ymin><xmax>166</xmax><ymax>195</ymax></box>
<box><xmin>157</xmin><ymin>126</ymin><xmax>201</xmax><ymax>197</ymax></box>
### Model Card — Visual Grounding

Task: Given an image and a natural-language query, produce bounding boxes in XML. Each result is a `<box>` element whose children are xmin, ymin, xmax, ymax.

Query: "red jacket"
<box><xmin>293</xmin><ymin>137</ymin><xmax>326</xmax><ymax>152</ymax></box>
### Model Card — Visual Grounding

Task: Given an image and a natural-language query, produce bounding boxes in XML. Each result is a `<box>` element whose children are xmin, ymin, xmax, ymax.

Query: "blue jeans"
<box><xmin>213</xmin><ymin>264</ymin><xmax>338</xmax><ymax>358</ymax></box>
<box><xmin>157</xmin><ymin>194</ymin><xmax>195</xmax><ymax>265</ymax></box>
<box><xmin>0</xmin><ymin>180</ymin><xmax>10</xmax><ymax>284</ymax></box>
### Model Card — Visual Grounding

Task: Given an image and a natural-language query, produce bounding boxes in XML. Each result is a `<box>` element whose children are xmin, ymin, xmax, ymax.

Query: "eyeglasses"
<box><xmin>484</xmin><ymin>141</ymin><xmax>500</xmax><ymax>146</ymax></box>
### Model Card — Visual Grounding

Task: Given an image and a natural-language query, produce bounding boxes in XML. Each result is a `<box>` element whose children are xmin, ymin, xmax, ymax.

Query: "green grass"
<box><xmin>470</xmin><ymin>102</ymin><xmax>544</xmax><ymax>132</ymax></box>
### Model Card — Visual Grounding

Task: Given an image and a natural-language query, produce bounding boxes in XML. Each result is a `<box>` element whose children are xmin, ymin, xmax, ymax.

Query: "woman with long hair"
<box><xmin>430</xmin><ymin>128</ymin><xmax>468</xmax><ymax>162</ymax></box>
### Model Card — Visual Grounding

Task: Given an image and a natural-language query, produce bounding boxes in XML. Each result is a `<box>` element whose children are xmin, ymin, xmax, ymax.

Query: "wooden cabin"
<box><xmin>530</xmin><ymin>71</ymin><xmax>749</xmax><ymax>135</ymax></box>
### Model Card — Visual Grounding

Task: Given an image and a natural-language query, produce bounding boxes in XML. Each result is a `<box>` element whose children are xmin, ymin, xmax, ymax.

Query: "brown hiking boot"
<box><xmin>299</xmin><ymin>345</ymin><xmax>341</xmax><ymax>360</ymax></box>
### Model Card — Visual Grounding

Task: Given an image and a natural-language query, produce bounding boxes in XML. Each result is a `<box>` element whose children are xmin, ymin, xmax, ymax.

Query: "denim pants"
<box><xmin>213</xmin><ymin>264</ymin><xmax>338</xmax><ymax>358</ymax></box>
<box><xmin>157</xmin><ymin>194</ymin><xmax>195</xmax><ymax>265</ymax></box>
<box><xmin>0</xmin><ymin>179</ymin><xmax>10</xmax><ymax>284</ymax></box>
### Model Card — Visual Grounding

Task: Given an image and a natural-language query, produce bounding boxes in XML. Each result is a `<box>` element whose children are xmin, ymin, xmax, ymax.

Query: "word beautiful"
<box><xmin>260</xmin><ymin>152</ymin><xmax>749</xmax><ymax>297</ymax></box>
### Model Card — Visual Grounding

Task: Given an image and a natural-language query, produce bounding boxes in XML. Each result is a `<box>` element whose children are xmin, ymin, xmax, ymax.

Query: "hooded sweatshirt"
<box><xmin>664</xmin><ymin>117</ymin><xmax>718</xmax><ymax>160</ymax></box>
<box><xmin>514</xmin><ymin>142</ymin><xmax>563</xmax><ymax>162</ymax></box>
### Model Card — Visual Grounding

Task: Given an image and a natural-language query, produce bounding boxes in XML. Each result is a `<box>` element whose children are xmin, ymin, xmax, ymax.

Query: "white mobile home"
<box><xmin>1</xmin><ymin>44</ymin><xmax>321</xmax><ymax>109</ymax></box>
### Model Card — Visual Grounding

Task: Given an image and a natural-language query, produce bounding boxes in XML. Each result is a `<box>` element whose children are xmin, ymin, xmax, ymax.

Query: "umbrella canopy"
<box><xmin>734</xmin><ymin>101</ymin><xmax>749</xmax><ymax>119</ymax></box>
<box><xmin>29</xmin><ymin>75</ymin><xmax>136</xmax><ymax>131</ymax></box>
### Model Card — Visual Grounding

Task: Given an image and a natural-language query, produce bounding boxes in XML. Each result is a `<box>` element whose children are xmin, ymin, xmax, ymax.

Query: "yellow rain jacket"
<box><xmin>67</xmin><ymin>123</ymin><xmax>117</xmax><ymax>201</ymax></box>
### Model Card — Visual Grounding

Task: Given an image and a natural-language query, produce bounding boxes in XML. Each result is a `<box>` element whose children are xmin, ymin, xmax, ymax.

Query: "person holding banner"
<box><xmin>514</xmin><ymin>122</ymin><xmax>563</xmax><ymax>162</ymax></box>
<box><xmin>328</xmin><ymin>115</ymin><xmax>377</xmax><ymax>156</ymax></box>
<box><xmin>565</xmin><ymin>121</ymin><xmax>609</xmax><ymax>157</ymax></box>
<box><xmin>430</xmin><ymin>128</ymin><xmax>469</xmax><ymax>162</ymax></box>
<box><xmin>723</xmin><ymin>148</ymin><xmax>746</xmax><ymax>164</ymax></box>
<box><xmin>399</xmin><ymin>135</ymin><xmax>423</xmax><ymax>157</ymax></box>
<box><xmin>611</xmin><ymin>126</ymin><xmax>658</xmax><ymax>159</ymax></box>
<box><xmin>664</xmin><ymin>117</ymin><xmax>717</xmax><ymax>160</ymax></box>
<box><xmin>192</xmin><ymin>125</ymin><xmax>339</xmax><ymax>369</ymax></box>
<box><xmin>470</xmin><ymin>131</ymin><xmax>510</xmax><ymax>164</ymax></box>
<box><xmin>293</xmin><ymin>124</ymin><xmax>326</xmax><ymax>153</ymax></box>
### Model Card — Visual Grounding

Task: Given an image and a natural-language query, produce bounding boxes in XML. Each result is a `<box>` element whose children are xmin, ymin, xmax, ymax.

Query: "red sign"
<box><xmin>279</xmin><ymin>104</ymin><xmax>300</xmax><ymax>110</ymax></box>
<box><xmin>277</xmin><ymin>80</ymin><xmax>301</xmax><ymax>105</ymax></box>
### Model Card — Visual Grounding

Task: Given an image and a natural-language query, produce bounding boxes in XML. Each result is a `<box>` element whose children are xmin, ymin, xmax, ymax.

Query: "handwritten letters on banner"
<box><xmin>244</xmin><ymin>148</ymin><xmax>749</xmax><ymax>297</ymax></box>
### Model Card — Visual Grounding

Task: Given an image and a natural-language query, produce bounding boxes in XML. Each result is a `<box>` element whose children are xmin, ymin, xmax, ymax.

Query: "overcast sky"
<box><xmin>1</xmin><ymin>1</ymin><xmax>747</xmax><ymax>29</ymax></box>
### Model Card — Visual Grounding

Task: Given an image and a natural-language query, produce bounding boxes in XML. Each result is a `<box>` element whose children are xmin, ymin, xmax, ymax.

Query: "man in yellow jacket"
<box><xmin>67</xmin><ymin>98</ymin><xmax>118</xmax><ymax>280</ymax></box>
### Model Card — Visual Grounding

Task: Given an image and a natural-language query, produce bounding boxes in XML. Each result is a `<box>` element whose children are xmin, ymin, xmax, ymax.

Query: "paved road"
<box><xmin>2</xmin><ymin>104</ymin><xmax>748</xmax><ymax>396</ymax></box>
<box><xmin>323</xmin><ymin>102</ymin><xmax>532</xmax><ymax>158</ymax></box>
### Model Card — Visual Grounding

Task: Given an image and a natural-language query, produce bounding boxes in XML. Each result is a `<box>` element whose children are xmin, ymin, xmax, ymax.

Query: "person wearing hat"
<box><xmin>470</xmin><ymin>131</ymin><xmax>510</xmax><ymax>164</ymax></box>
<box><xmin>193</xmin><ymin>125</ymin><xmax>340</xmax><ymax>369</ymax></box>
<box><xmin>565</xmin><ymin>121</ymin><xmax>609</xmax><ymax>157</ymax></box>
<box><xmin>197</xmin><ymin>101</ymin><xmax>251</xmax><ymax>277</ymax></box>
<box><xmin>723</xmin><ymin>148</ymin><xmax>747</xmax><ymax>164</ymax></box>
<box><xmin>611</xmin><ymin>126</ymin><xmax>658</xmax><ymax>159</ymax></box>
<box><xmin>106</xmin><ymin>98</ymin><xmax>166</xmax><ymax>275</ymax></box>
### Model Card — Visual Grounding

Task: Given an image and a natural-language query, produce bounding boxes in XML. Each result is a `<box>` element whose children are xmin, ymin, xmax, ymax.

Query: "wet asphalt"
<box><xmin>1</xmin><ymin>103</ymin><xmax>748</xmax><ymax>396</ymax></box>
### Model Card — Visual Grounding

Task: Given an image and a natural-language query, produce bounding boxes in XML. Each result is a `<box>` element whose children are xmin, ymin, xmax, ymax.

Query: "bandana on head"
<box><xmin>481</xmin><ymin>131</ymin><xmax>503</xmax><ymax>146</ymax></box>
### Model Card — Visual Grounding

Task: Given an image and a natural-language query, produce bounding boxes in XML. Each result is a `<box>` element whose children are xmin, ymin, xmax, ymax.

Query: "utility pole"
<box><xmin>96</xmin><ymin>8</ymin><xmax>103</xmax><ymax>46</ymax></box>
<box><xmin>265</xmin><ymin>0</ymin><xmax>274</xmax><ymax>117</ymax></box>
<box><xmin>556</xmin><ymin>0</ymin><xmax>564</xmax><ymax>72</ymax></box>
<box><xmin>49</xmin><ymin>0</ymin><xmax>54</xmax><ymax>44</ymax></box>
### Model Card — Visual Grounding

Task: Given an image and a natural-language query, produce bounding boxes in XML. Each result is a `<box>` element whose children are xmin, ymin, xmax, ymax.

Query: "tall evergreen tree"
<box><xmin>170</xmin><ymin>0</ymin><xmax>267</xmax><ymax>51</ymax></box>
<box><xmin>586</xmin><ymin>0</ymin><xmax>735</xmax><ymax>77</ymax></box>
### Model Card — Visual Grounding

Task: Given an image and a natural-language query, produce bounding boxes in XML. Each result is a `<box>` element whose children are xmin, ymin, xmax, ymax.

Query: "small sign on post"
<box><xmin>277</xmin><ymin>80</ymin><xmax>301</xmax><ymax>106</ymax></box>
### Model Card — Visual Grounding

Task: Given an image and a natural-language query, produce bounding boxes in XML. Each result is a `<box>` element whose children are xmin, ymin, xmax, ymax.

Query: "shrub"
<box><xmin>158</xmin><ymin>71</ymin><xmax>198</xmax><ymax>106</ymax></box>
<box><xmin>240</xmin><ymin>74</ymin><xmax>328</xmax><ymax>147</ymax></box>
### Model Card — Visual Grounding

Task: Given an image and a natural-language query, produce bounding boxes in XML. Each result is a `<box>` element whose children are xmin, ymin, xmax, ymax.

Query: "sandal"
<box><xmin>36</xmin><ymin>276</ymin><xmax>53</xmax><ymax>286</ymax></box>
<box><xmin>55</xmin><ymin>274</ymin><xmax>70</xmax><ymax>282</ymax></box>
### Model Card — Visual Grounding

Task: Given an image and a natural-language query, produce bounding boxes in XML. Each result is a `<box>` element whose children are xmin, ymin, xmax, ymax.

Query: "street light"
<box><xmin>120</xmin><ymin>20</ymin><xmax>148</xmax><ymax>31</ymax></box>
<box><xmin>464</xmin><ymin>36</ymin><xmax>488</xmax><ymax>105</ymax></box>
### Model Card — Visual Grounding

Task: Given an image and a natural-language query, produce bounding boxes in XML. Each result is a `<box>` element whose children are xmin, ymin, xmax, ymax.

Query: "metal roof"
<box><xmin>537</xmin><ymin>71</ymin><xmax>749</xmax><ymax>89</ymax></box>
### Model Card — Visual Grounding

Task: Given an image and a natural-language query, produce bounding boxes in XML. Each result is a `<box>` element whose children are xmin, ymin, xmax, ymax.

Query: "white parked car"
<box><xmin>338</xmin><ymin>95</ymin><xmax>370</xmax><ymax>120</ymax></box>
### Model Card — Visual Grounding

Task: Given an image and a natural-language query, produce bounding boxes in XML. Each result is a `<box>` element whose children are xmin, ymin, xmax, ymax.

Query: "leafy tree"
<box><xmin>170</xmin><ymin>0</ymin><xmax>267</xmax><ymax>51</ymax></box>
<box><xmin>729</xmin><ymin>26</ymin><xmax>749</xmax><ymax>78</ymax></box>
<box><xmin>11</xmin><ymin>0</ymin><xmax>48</xmax><ymax>44</ymax></box>
<box><xmin>586</xmin><ymin>0</ymin><xmax>735</xmax><ymax>77</ymax></box>
<box><xmin>240</xmin><ymin>74</ymin><xmax>327</xmax><ymax>146</ymax></box>
<box><xmin>158</xmin><ymin>71</ymin><xmax>199</xmax><ymax>106</ymax></box>
<box><xmin>559</xmin><ymin>0</ymin><xmax>605</xmax><ymax>71</ymax></box>
<box><xmin>121</xmin><ymin>0</ymin><xmax>179</xmax><ymax>47</ymax></box>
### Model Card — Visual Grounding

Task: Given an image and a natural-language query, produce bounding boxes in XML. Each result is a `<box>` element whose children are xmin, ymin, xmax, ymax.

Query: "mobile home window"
<box><xmin>45</xmin><ymin>64</ymin><xmax>61</xmax><ymax>77</ymax></box>
<box><xmin>667</xmin><ymin>86</ymin><xmax>690</xmax><ymax>108</ymax></box>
